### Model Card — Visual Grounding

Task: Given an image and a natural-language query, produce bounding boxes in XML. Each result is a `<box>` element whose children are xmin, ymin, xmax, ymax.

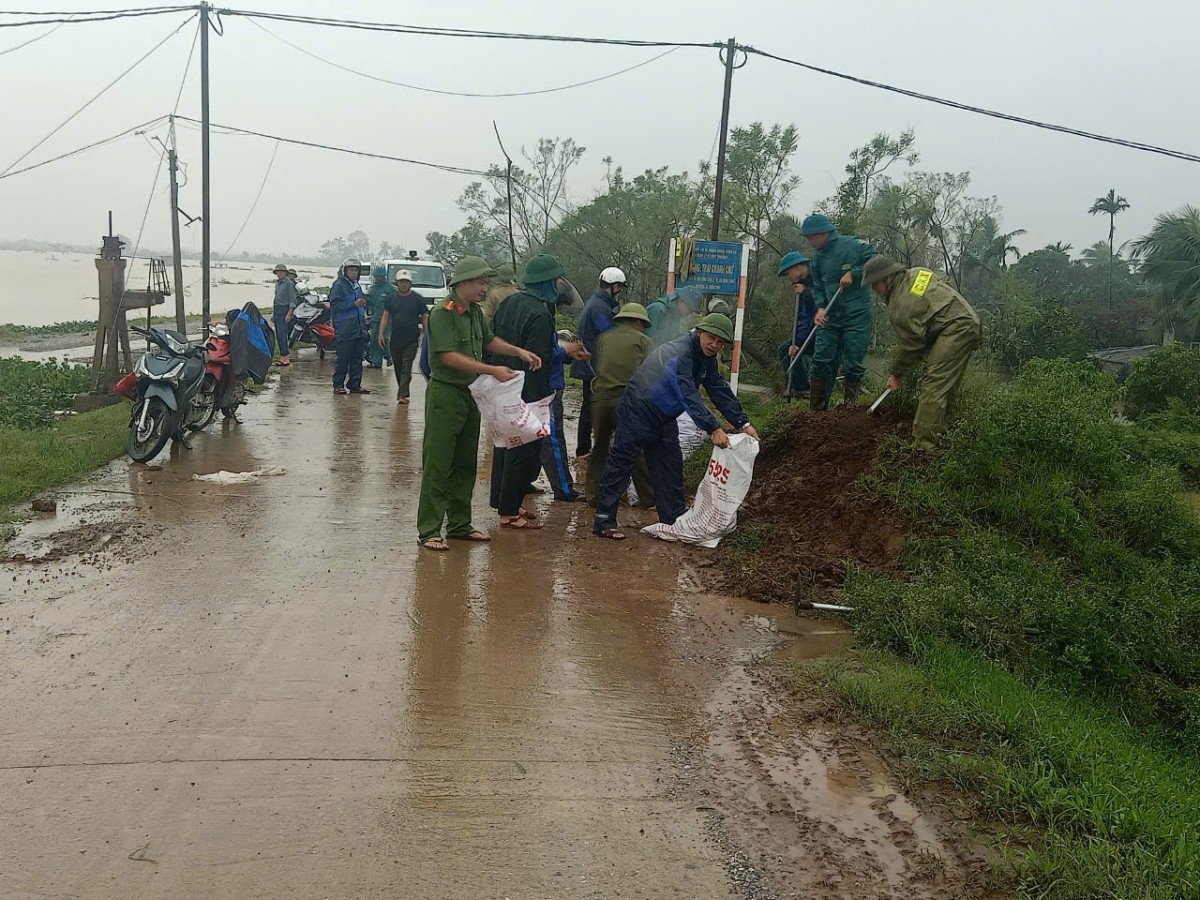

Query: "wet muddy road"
<box><xmin>0</xmin><ymin>359</ymin><xmax>979</xmax><ymax>899</ymax></box>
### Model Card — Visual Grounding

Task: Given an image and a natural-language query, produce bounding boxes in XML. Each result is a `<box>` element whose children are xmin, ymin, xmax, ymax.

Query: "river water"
<box><xmin>0</xmin><ymin>249</ymin><xmax>340</xmax><ymax>326</ymax></box>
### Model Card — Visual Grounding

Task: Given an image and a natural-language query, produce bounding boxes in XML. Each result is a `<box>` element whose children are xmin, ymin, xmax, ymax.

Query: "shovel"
<box><xmin>786</xmin><ymin>285</ymin><xmax>844</xmax><ymax>377</ymax></box>
<box><xmin>869</xmin><ymin>388</ymin><xmax>891</xmax><ymax>413</ymax></box>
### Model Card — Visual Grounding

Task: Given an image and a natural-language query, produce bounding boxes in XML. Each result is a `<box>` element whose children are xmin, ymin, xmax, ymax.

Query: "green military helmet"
<box><xmin>371</xmin><ymin>265</ymin><xmax>387</xmax><ymax>278</ymax></box>
<box><xmin>449</xmin><ymin>255</ymin><xmax>498</xmax><ymax>286</ymax></box>
<box><xmin>286</xmin><ymin>268</ymin><xmax>298</xmax><ymax>278</ymax></box>
<box><xmin>777</xmin><ymin>250</ymin><xmax>810</xmax><ymax>276</ymax></box>
<box><xmin>862</xmin><ymin>255</ymin><xmax>907</xmax><ymax>285</ymax></box>
<box><xmin>696</xmin><ymin>313</ymin><xmax>735</xmax><ymax>343</ymax></box>
<box><xmin>521</xmin><ymin>253</ymin><xmax>565</xmax><ymax>285</ymax></box>
<box><xmin>613</xmin><ymin>302</ymin><xmax>651</xmax><ymax>325</ymax></box>
<box><xmin>271</xmin><ymin>262</ymin><xmax>289</xmax><ymax>274</ymax></box>
<box><xmin>495</xmin><ymin>263</ymin><xmax>517</xmax><ymax>283</ymax></box>
<box><xmin>800</xmin><ymin>213</ymin><xmax>835</xmax><ymax>236</ymax></box>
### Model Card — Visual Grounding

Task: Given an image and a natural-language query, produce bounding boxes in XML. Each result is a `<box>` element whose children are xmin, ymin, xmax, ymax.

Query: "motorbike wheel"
<box><xmin>318</xmin><ymin>345</ymin><xmax>326</xmax><ymax>360</ymax></box>
<box><xmin>188</xmin><ymin>374</ymin><xmax>220</xmax><ymax>432</ymax></box>
<box><xmin>221</xmin><ymin>381</ymin><xmax>246</xmax><ymax>419</ymax></box>
<box><xmin>127</xmin><ymin>398</ymin><xmax>175</xmax><ymax>463</ymax></box>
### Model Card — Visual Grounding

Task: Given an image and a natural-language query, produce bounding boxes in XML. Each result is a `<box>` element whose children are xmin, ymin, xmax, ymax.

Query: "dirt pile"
<box><xmin>720</xmin><ymin>406</ymin><xmax>911</xmax><ymax>604</ymax></box>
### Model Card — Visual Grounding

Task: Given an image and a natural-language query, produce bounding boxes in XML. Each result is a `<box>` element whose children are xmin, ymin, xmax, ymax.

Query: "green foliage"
<box><xmin>0</xmin><ymin>403</ymin><xmax>127</xmax><ymax>506</ymax></box>
<box><xmin>986</xmin><ymin>275</ymin><xmax>1089</xmax><ymax>369</ymax></box>
<box><xmin>853</xmin><ymin>359</ymin><xmax>1200</xmax><ymax>744</ymax></box>
<box><xmin>0</xmin><ymin>357</ymin><xmax>92</xmax><ymax>429</ymax></box>
<box><xmin>1131</xmin><ymin>205</ymin><xmax>1200</xmax><ymax>343</ymax></box>
<box><xmin>1123</xmin><ymin>344</ymin><xmax>1200</xmax><ymax>420</ymax></box>
<box><xmin>797</xmin><ymin>645</ymin><xmax>1200</xmax><ymax>898</ymax></box>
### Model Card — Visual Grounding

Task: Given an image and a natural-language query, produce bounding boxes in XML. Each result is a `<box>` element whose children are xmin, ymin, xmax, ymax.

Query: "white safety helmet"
<box><xmin>395</xmin><ymin>269</ymin><xmax>413</xmax><ymax>282</ymax></box>
<box><xmin>599</xmin><ymin>266</ymin><xmax>627</xmax><ymax>286</ymax></box>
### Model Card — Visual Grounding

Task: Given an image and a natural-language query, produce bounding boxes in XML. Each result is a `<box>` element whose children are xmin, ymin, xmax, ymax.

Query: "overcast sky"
<box><xmin>2</xmin><ymin>0</ymin><xmax>1197</xmax><ymax>262</ymax></box>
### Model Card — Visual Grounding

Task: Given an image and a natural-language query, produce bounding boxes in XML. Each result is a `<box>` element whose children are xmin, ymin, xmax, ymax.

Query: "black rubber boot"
<box><xmin>844</xmin><ymin>381</ymin><xmax>862</xmax><ymax>405</ymax></box>
<box><xmin>809</xmin><ymin>377</ymin><xmax>828</xmax><ymax>411</ymax></box>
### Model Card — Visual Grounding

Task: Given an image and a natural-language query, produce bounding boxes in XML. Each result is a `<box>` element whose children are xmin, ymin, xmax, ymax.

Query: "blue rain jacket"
<box><xmin>619</xmin><ymin>333</ymin><xmax>749</xmax><ymax>435</ymax></box>
<box><xmin>328</xmin><ymin>273</ymin><xmax>367</xmax><ymax>342</ymax></box>
<box><xmin>569</xmin><ymin>287</ymin><xmax>617</xmax><ymax>380</ymax></box>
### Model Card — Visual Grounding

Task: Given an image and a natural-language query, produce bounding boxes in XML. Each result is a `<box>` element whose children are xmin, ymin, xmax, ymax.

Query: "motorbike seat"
<box><xmin>183</xmin><ymin>356</ymin><xmax>205</xmax><ymax>384</ymax></box>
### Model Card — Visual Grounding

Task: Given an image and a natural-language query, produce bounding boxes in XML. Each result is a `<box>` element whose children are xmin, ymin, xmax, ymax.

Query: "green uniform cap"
<box><xmin>778</xmin><ymin>251</ymin><xmax>810</xmax><ymax>275</ymax></box>
<box><xmin>521</xmin><ymin>254</ymin><xmax>565</xmax><ymax>284</ymax></box>
<box><xmin>272</xmin><ymin>262</ymin><xmax>289</xmax><ymax>273</ymax></box>
<box><xmin>801</xmin><ymin>213</ymin><xmax>835</xmax><ymax>236</ymax></box>
<box><xmin>862</xmin><ymin>255</ymin><xmax>907</xmax><ymax>285</ymax></box>
<box><xmin>696</xmin><ymin>313</ymin><xmax>735</xmax><ymax>343</ymax></box>
<box><xmin>449</xmin><ymin>255</ymin><xmax>498</xmax><ymax>286</ymax></box>
<box><xmin>496</xmin><ymin>263</ymin><xmax>516</xmax><ymax>283</ymax></box>
<box><xmin>613</xmin><ymin>302</ymin><xmax>651</xmax><ymax>325</ymax></box>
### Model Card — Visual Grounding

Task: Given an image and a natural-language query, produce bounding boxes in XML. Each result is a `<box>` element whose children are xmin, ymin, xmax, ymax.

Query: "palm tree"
<box><xmin>1046</xmin><ymin>241</ymin><xmax>1073</xmax><ymax>256</ymax></box>
<box><xmin>1131</xmin><ymin>206</ymin><xmax>1200</xmax><ymax>345</ymax></box>
<box><xmin>1088</xmin><ymin>189</ymin><xmax>1131</xmax><ymax>310</ymax></box>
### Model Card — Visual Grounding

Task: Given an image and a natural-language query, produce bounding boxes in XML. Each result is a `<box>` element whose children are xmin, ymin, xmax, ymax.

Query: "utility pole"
<box><xmin>199</xmin><ymin>2</ymin><xmax>211</xmax><ymax>337</ymax></box>
<box><xmin>165</xmin><ymin>118</ymin><xmax>186</xmax><ymax>334</ymax></box>
<box><xmin>710</xmin><ymin>37</ymin><xmax>739</xmax><ymax>242</ymax></box>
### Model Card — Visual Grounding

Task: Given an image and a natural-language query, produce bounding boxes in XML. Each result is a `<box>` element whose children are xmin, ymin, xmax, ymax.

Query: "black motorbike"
<box><xmin>126</xmin><ymin>325</ymin><xmax>215</xmax><ymax>463</ymax></box>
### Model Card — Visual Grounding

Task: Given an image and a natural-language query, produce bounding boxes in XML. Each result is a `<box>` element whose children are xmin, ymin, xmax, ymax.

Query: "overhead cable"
<box><xmin>0</xmin><ymin>13</ymin><xmax>195</xmax><ymax>176</ymax></box>
<box><xmin>745</xmin><ymin>46</ymin><xmax>1200</xmax><ymax>165</ymax></box>
<box><xmin>247</xmin><ymin>18</ymin><xmax>684</xmax><ymax>98</ymax></box>
<box><xmin>172</xmin><ymin>116</ymin><xmax>490</xmax><ymax>176</ymax></box>
<box><xmin>219</xmin><ymin>140</ymin><xmax>280</xmax><ymax>260</ymax></box>
<box><xmin>0</xmin><ymin>17</ymin><xmax>70</xmax><ymax>56</ymax></box>
<box><xmin>0</xmin><ymin>115</ymin><xmax>170</xmax><ymax>181</ymax></box>
<box><xmin>0</xmin><ymin>6</ymin><xmax>195</xmax><ymax>28</ymax></box>
<box><xmin>216</xmin><ymin>7</ymin><xmax>720</xmax><ymax>49</ymax></box>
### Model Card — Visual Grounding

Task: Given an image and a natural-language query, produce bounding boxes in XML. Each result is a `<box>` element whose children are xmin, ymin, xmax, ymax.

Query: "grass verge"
<box><xmin>0</xmin><ymin>403</ymin><xmax>127</xmax><ymax>508</ymax></box>
<box><xmin>782</xmin><ymin>647</ymin><xmax>1200</xmax><ymax>899</ymax></box>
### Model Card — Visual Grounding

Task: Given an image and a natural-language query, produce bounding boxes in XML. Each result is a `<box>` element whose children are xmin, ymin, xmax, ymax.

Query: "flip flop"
<box><xmin>419</xmin><ymin>537</ymin><xmax>450</xmax><ymax>552</ymax></box>
<box><xmin>501</xmin><ymin>517</ymin><xmax>543</xmax><ymax>530</ymax></box>
<box><xmin>333</xmin><ymin>387</ymin><xmax>349</xmax><ymax>395</ymax></box>
<box><xmin>593</xmin><ymin>528</ymin><xmax>626</xmax><ymax>541</ymax></box>
<box><xmin>518</xmin><ymin>508</ymin><xmax>538</xmax><ymax>521</ymax></box>
<box><xmin>449</xmin><ymin>530</ymin><xmax>491</xmax><ymax>542</ymax></box>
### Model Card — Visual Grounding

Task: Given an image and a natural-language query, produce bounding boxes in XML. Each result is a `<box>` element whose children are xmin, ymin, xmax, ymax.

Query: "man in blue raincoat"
<box><xmin>645</xmin><ymin>284</ymin><xmax>704</xmax><ymax>345</ymax></box>
<box><xmin>802</xmin><ymin>213</ymin><xmax>876</xmax><ymax>409</ymax></box>
<box><xmin>777</xmin><ymin>251</ymin><xmax>815</xmax><ymax>400</ymax></box>
<box><xmin>328</xmin><ymin>257</ymin><xmax>371</xmax><ymax>394</ymax></box>
<box><xmin>592</xmin><ymin>313</ymin><xmax>759</xmax><ymax>541</ymax></box>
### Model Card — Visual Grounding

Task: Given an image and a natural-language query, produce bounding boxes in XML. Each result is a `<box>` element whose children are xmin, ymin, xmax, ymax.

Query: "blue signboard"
<box><xmin>676</xmin><ymin>240</ymin><xmax>742</xmax><ymax>295</ymax></box>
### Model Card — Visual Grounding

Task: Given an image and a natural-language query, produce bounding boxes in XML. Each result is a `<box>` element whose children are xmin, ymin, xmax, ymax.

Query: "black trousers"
<box><xmin>490</xmin><ymin>439</ymin><xmax>544</xmax><ymax>517</ymax></box>
<box><xmin>576</xmin><ymin>379</ymin><xmax>594</xmax><ymax>457</ymax></box>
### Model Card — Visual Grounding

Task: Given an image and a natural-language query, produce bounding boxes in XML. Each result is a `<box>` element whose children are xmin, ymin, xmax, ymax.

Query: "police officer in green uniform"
<box><xmin>416</xmin><ymin>256</ymin><xmax>542</xmax><ymax>551</ymax></box>
<box><xmin>864</xmin><ymin>255</ymin><xmax>982</xmax><ymax>451</ymax></box>
<box><xmin>365</xmin><ymin>265</ymin><xmax>395</xmax><ymax>369</ymax></box>
<box><xmin>802</xmin><ymin>213</ymin><xmax>877</xmax><ymax>409</ymax></box>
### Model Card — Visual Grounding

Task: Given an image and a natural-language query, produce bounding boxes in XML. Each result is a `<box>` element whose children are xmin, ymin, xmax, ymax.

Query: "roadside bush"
<box><xmin>0</xmin><ymin>357</ymin><xmax>91</xmax><ymax>429</ymax></box>
<box><xmin>853</xmin><ymin>358</ymin><xmax>1200</xmax><ymax>745</ymax></box>
<box><xmin>1124</xmin><ymin>343</ymin><xmax>1200</xmax><ymax>420</ymax></box>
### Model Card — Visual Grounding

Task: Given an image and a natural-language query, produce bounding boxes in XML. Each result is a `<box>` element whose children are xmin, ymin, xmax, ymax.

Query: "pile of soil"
<box><xmin>720</xmin><ymin>406</ymin><xmax>912</xmax><ymax>604</ymax></box>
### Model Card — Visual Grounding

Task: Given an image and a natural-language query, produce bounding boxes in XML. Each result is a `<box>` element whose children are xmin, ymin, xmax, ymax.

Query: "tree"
<box><xmin>1088</xmin><ymin>188</ymin><xmax>1131</xmax><ymax>310</ymax></box>
<box><xmin>821</xmin><ymin>129</ymin><xmax>919</xmax><ymax>234</ymax></box>
<box><xmin>318</xmin><ymin>231</ymin><xmax>371</xmax><ymax>265</ymax></box>
<box><xmin>425</xmin><ymin>222</ymin><xmax>509</xmax><ymax>268</ymax></box>
<box><xmin>1131</xmin><ymin>205</ymin><xmax>1200</xmax><ymax>345</ymax></box>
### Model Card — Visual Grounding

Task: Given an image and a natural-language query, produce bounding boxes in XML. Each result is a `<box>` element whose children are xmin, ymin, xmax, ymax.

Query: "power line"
<box><xmin>0</xmin><ymin>17</ymin><xmax>70</xmax><ymax>56</ymax></box>
<box><xmin>745</xmin><ymin>46</ymin><xmax>1200</xmax><ymax>165</ymax></box>
<box><xmin>0</xmin><ymin>115</ymin><xmax>170</xmax><ymax>181</ymax></box>
<box><xmin>172</xmin><ymin>115</ymin><xmax>490</xmax><ymax>176</ymax></box>
<box><xmin>247</xmin><ymin>18</ymin><xmax>683</xmax><ymax>98</ymax></box>
<box><xmin>216</xmin><ymin>7</ymin><xmax>721</xmax><ymax>49</ymax></box>
<box><xmin>171</xmin><ymin>17</ymin><xmax>200</xmax><ymax>115</ymax></box>
<box><xmin>0</xmin><ymin>13</ymin><xmax>194</xmax><ymax>176</ymax></box>
<box><xmin>0</xmin><ymin>6</ymin><xmax>195</xmax><ymax>28</ymax></box>
<box><xmin>218</xmin><ymin>140</ymin><xmax>280</xmax><ymax>260</ymax></box>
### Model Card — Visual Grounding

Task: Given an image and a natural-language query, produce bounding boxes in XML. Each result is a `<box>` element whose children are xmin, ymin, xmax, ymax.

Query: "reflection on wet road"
<box><xmin>0</xmin><ymin>356</ymin><xmax>962</xmax><ymax>899</ymax></box>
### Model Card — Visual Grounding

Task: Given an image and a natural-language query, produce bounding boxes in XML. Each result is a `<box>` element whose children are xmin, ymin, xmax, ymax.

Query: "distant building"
<box><xmin>1087</xmin><ymin>345</ymin><xmax>1160</xmax><ymax>382</ymax></box>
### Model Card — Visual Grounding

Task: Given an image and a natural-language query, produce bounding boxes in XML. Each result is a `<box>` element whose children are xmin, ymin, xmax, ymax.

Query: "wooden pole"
<box><xmin>710</xmin><ymin>38</ymin><xmax>737</xmax><ymax>242</ymax></box>
<box><xmin>200</xmin><ymin>3</ymin><xmax>211</xmax><ymax>338</ymax></box>
<box><xmin>167</xmin><ymin>119</ymin><xmax>186</xmax><ymax>335</ymax></box>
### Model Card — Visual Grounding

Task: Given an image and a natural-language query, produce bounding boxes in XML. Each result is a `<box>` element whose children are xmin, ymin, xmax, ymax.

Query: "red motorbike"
<box><xmin>202</xmin><ymin>322</ymin><xmax>246</xmax><ymax>424</ymax></box>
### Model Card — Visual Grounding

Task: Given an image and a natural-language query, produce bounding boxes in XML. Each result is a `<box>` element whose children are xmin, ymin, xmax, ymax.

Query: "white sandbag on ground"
<box><xmin>192</xmin><ymin>467</ymin><xmax>286</xmax><ymax>485</ymax></box>
<box><xmin>469</xmin><ymin>372</ymin><xmax>552</xmax><ymax>448</ymax></box>
<box><xmin>642</xmin><ymin>433</ymin><xmax>760</xmax><ymax>548</ymax></box>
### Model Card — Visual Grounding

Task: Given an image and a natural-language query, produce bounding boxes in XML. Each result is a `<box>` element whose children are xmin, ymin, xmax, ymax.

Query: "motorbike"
<box><xmin>203</xmin><ymin>322</ymin><xmax>246</xmax><ymax>422</ymax></box>
<box><xmin>120</xmin><ymin>325</ymin><xmax>216</xmax><ymax>463</ymax></box>
<box><xmin>289</xmin><ymin>295</ymin><xmax>336</xmax><ymax>360</ymax></box>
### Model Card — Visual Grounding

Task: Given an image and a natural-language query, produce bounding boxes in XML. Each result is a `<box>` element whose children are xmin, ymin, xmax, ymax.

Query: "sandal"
<box><xmin>333</xmin><ymin>387</ymin><xmax>349</xmax><ymax>395</ymax></box>
<box><xmin>449</xmin><ymin>530</ymin><xmax>491</xmax><ymax>542</ymax></box>
<box><xmin>593</xmin><ymin>528</ymin><xmax>626</xmax><ymax>541</ymax></box>
<box><xmin>501</xmin><ymin>517</ymin><xmax>543</xmax><ymax>530</ymax></box>
<box><xmin>419</xmin><ymin>537</ymin><xmax>450</xmax><ymax>552</ymax></box>
<box><xmin>518</xmin><ymin>507</ymin><xmax>538</xmax><ymax>521</ymax></box>
<box><xmin>349</xmin><ymin>387</ymin><xmax>373</xmax><ymax>394</ymax></box>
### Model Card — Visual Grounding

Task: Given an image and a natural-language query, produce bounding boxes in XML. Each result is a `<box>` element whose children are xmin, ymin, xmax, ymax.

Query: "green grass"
<box><xmin>0</xmin><ymin>404</ymin><xmax>127</xmax><ymax>507</ymax></box>
<box><xmin>784</xmin><ymin>646</ymin><xmax>1200</xmax><ymax>899</ymax></box>
<box><xmin>0</xmin><ymin>357</ymin><xmax>93</xmax><ymax>429</ymax></box>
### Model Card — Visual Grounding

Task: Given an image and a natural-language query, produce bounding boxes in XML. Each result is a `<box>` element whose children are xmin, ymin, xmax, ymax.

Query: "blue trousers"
<box><xmin>334</xmin><ymin>336</ymin><xmax>365</xmax><ymax>390</ymax></box>
<box><xmin>778</xmin><ymin>341</ymin><xmax>812</xmax><ymax>393</ymax></box>
<box><xmin>273</xmin><ymin>307</ymin><xmax>291</xmax><ymax>358</ymax></box>
<box><xmin>594</xmin><ymin>405</ymin><xmax>685</xmax><ymax>533</ymax></box>
<box><xmin>540</xmin><ymin>390</ymin><xmax>579</xmax><ymax>500</ymax></box>
<box><xmin>811</xmin><ymin>301</ymin><xmax>872</xmax><ymax>400</ymax></box>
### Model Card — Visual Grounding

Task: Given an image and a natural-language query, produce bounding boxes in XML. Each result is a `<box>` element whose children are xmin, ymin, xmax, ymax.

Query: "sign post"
<box><xmin>729</xmin><ymin>243</ymin><xmax>750</xmax><ymax>393</ymax></box>
<box><xmin>671</xmin><ymin>239</ymin><xmax>749</xmax><ymax>394</ymax></box>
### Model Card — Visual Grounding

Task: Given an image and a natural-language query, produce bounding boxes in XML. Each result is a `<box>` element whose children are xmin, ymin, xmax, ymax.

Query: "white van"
<box><xmin>383</xmin><ymin>254</ymin><xmax>448</xmax><ymax>310</ymax></box>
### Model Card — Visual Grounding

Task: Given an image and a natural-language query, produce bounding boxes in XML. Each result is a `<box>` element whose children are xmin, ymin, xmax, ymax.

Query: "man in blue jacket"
<box><xmin>777</xmin><ymin>251</ymin><xmax>815</xmax><ymax>401</ymax></box>
<box><xmin>802</xmin><ymin>213</ymin><xmax>876</xmax><ymax>409</ymax></box>
<box><xmin>592</xmin><ymin>313</ymin><xmax>760</xmax><ymax>541</ymax></box>
<box><xmin>571</xmin><ymin>266</ymin><xmax>626</xmax><ymax>458</ymax></box>
<box><xmin>329</xmin><ymin>257</ymin><xmax>371</xmax><ymax>395</ymax></box>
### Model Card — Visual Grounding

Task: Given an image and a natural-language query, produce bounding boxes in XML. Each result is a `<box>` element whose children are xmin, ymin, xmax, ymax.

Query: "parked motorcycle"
<box><xmin>121</xmin><ymin>325</ymin><xmax>215</xmax><ymax>463</ymax></box>
<box><xmin>289</xmin><ymin>296</ymin><xmax>336</xmax><ymax>360</ymax></box>
<box><xmin>202</xmin><ymin>322</ymin><xmax>246</xmax><ymax>422</ymax></box>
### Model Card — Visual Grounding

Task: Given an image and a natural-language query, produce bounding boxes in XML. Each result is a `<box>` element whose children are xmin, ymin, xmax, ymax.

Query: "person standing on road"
<box><xmin>586</xmin><ymin>302</ymin><xmax>656</xmax><ymax>509</ymax></box>
<box><xmin>417</xmin><ymin>256</ymin><xmax>541</xmax><ymax>551</ymax></box>
<box><xmin>572</xmin><ymin>266</ymin><xmax>626</xmax><ymax>459</ymax></box>
<box><xmin>538</xmin><ymin>318</ymin><xmax>590</xmax><ymax>503</ymax></box>
<box><xmin>378</xmin><ymin>269</ymin><xmax>427</xmax><ymax>404</ymax></box>
<box><xmin>329</xmin><ymin>257</ymin><xmax>371</xmax><ymax>395</ymax></box>
<box><xmin>365</xmin><ymin>265</ymin><xmax>395</xmax><ymax>369</ymax></box>
<box><xmin>593</xmin><ymin>314</ymin><xmax>759</xmax><ymax>541</ymax></box>
<box><xmin>271</xmin><ymin>263</ymin><xmax>296</xmax><ymax>367</ymax></box>
<box><xmin>777</xmin><ymin>251</ymin><xmax>815</xmax><ymax>401</ymax></box>
<box><xmin>802</xmin><ymin>213</ymin><xmax>877</xmax><ymax>409</ymax></box>
<box><xmin>645</xmin><ymin>284</ymin><xmax>704</xmax><ymax>345</ymax></box>
<box><xmin>482</xmin><ymin>263</ymin><xmax>519</xmax><ymax>324</ymax></box>
<box><xmin>864</xmin><ymin>256</ymin><xmax>982</xmax><ymax>451</ymax></box>
<box><xmin>488</xmin><ymin>254</ymin><xmax>586</xmax><ymax>527</ymax></box>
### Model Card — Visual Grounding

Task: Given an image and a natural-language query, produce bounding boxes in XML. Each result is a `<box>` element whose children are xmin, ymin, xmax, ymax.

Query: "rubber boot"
<box><xmin>809</xmin><ymin>377</ymin><xmax>828</xmax><ymax>411</ymax></box>
<box><xmin>844</xmin><ymin>381</ymin><xmax>862</xmax><ymax>405</ymax></box>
